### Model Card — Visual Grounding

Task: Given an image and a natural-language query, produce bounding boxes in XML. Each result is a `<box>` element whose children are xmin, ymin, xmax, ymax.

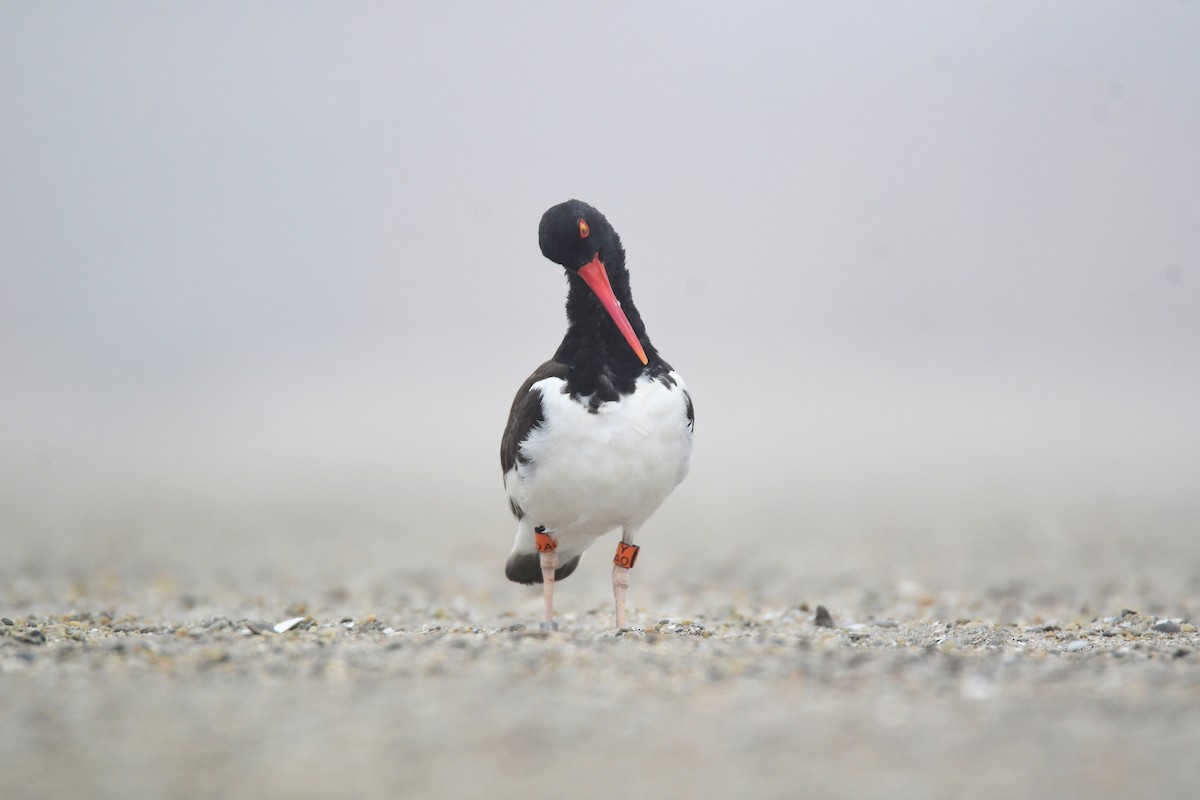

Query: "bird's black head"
<box><xmin>538</xmin><ymin>199</ymin><xmax>618</xmax><ymax>271</ymax></box>
<box><xmin>537</xmin><ymin>199</ymin><xmax>647</xmax><ymax>366</ymax></box>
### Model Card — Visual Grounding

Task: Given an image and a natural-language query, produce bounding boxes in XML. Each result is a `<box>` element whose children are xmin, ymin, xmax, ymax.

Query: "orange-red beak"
<box><xmin>577</xmin><ymin>253</ymin><xmax>649</xmax><ymax>365</ymax></box>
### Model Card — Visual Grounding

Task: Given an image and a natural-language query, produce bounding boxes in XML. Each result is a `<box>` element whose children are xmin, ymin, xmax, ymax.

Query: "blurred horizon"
<box><xmin>2</xmin><ymin>3</ymin><xmax>1198</xmax><ymax>598</ymax></box>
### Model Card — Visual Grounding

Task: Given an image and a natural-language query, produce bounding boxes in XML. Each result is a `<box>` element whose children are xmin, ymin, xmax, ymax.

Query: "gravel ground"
<box><xmin>3</xmin><ymin>567</ymin><xmax>1199</xmax><ymax>800</ymax></box>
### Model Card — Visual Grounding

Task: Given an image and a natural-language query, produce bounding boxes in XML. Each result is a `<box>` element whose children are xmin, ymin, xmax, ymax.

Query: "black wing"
<box><xmin>500</xmin><ymin>360</ymin><xmax>570</xmax><ymax>518</ymax></box>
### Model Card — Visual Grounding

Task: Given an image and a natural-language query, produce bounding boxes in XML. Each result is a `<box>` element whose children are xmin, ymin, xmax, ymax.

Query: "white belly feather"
<box><xmin>504</xmin><ymin>372</ymin><xmax>693</xmax><ymax>561</ymax></box>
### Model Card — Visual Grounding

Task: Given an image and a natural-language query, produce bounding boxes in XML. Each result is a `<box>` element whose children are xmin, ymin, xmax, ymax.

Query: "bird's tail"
<box><xmin>504</xmin><ymin>551</ymin><xmax>582</xmax><ymax>585</ymax></box>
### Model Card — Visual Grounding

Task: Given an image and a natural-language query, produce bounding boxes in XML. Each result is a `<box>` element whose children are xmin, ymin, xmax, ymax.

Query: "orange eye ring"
<box><xmin>578</xmin><ymin>219</ymin><xmax>590</xmax><ymax>238</ymax></box>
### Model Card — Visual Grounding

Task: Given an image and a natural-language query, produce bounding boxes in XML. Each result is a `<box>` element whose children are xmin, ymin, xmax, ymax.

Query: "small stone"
<box><xmin>961</xmin><ymin>675</ymin><xmax>995</xmax><ymax>701</ymax></box>
<box><xmin>1153</xmin><ymin>620</ymin><xmax>1182</xmax><ymax>634</ymax></box>
<box><xmin>1066</xmin><ymin>640</ymin><xmax>1089</xmax><ymax>652</ymax></box>
<box><xmin>814</xmin><ymin>606</ymin><xmax>835</xmax><ymax>628</ymax></box>
<box><xmin>200</xmin><ymin>647</ymin><xmax>229</xmax><ymax>664</ymax></box>
<box><xmin>273</xmin><ymin>616</ymin><xmax>310</xmax><ymax>633</ymax></box>
<box><xmin>1</xmin><ymin>618</ymin><xmax>13</xmax><ymax>626</ymax></box>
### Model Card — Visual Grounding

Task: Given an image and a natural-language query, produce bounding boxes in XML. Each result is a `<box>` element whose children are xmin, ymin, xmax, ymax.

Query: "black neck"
<box><xmin>552</xmin><ymin>246</ymin><xmax>668</xmax><ymax>405</ymax></box>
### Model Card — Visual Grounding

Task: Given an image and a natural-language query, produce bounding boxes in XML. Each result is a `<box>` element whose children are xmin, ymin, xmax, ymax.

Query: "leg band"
<box><xmin>535</xmin><ymin>528</ymin><xmax>557</xmax><ymax>552</ymax></box>
<box><xmin>613</xmin><ymin>541</ymin><xmax>640</xmax><ymax>568</ymax></box>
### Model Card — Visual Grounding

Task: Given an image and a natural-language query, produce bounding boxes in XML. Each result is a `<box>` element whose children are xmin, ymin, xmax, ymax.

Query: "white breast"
<box><xmin>504</xmin><ymin>372</ymin><xmax>693</xmax><ymax>560</ymax></box>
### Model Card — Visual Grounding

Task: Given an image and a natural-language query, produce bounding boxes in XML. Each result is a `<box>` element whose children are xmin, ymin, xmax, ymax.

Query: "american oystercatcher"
<box><xmin>500</xmin><ymin>200</ymin><xmax>694</xmax><ymax>630</ymax></box>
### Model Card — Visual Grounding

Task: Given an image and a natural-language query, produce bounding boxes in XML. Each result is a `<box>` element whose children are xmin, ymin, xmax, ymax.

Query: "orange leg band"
<box><xmin>535</xmin><ymin>529</ymin><xmax>557</xmax><ymax>552</ymax></box>
<box><xmin>613</xmin><ymin>541</ymin><xmax>640</xmax><ymax>568</ymax></box>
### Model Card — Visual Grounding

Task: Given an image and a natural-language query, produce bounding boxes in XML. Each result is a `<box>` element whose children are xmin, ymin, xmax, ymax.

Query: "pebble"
<box><xmin>1065</xmin><ymin>641</ymin><xmax>1089</xmax><ymax>652</ymax></box>
<box><xmin>814</xmin><ymin>606</ymin><xmax>835</xmax><ymax>628</ymax></box>
<box><xmin>1</xmin><ymin>618</ymin><xmax>13</xmax><ymax>626</ymax></box>
<box><xmin>961</xmin><ymin>675</ymin><xmax>995</xmax><ymax>701</ymax></box>
<box><xmin>653</xmin><ymin>620</ymin><xmax>708</xmax><ymax>636</ymax></box>
<box><xmin>1152</xmin><ymin>620</ymin><xmax>1182</xmax><ymax>634</ymax></box>
<box><xmin>273</xmin><ymin>617</ymin><xmax>310</xmax><ymax>634</ymax></box>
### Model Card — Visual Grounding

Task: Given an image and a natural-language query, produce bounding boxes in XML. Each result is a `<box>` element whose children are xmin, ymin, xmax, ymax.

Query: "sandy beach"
<box><xmin>4</xmin><ymin>553</ymin><xmax>1198</xmax><ymax>800</ymax></box>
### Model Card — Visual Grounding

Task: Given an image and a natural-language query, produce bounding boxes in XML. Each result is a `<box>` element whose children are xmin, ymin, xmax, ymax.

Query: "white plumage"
<box><xmin>504</xmin><ymin>372</ymin><xmax>693</xmax><ymax>567</ymax></box>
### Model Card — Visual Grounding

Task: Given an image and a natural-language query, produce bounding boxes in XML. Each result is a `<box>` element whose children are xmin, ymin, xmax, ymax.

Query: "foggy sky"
<box><xmin>2</xmin><ymin>3</ymin><xmax>1197</xmax><ymax>589</ymax></box>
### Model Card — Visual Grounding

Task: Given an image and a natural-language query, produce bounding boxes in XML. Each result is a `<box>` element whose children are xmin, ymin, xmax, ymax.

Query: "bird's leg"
<box><xmin>535</xmin><ymin>527</ymin><xmax>558</xmax><ymax>631</ymax></box>
<box><xmin>540</xmin><ymin>550</ymin><xmax>557</xmax><ymax>629</ymax></box>
<box><xmin>611</xmin><ymin>564</ymin><xmax>630</xmax><ymax>628</ymax></box>
<box><xmin>612</xmin><ymin>539</ymin><xmax>640</xmax><ymax>629</ymax></box>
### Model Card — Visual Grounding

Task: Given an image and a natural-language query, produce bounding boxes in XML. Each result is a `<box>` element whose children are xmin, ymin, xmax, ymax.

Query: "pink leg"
<box><xmin>612</xmin><ymin>539</ymin><xmax>640</xmax><ymax>629</ymax></box>
<box><xmin>612</xmin><ymin>564</ymin><xmax>631</xmax><ymax>629</ymax></box>
<box><xmin>538</xmin><ymin>531</ymin><xmax>558</xmax><ymax>631</ymax></box>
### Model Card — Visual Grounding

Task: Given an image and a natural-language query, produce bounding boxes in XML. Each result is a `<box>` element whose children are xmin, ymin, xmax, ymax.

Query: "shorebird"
<box><xmin>500</xmin><ymin>199</ymin><xmax>694</xmax><ymax>630</ymax></box>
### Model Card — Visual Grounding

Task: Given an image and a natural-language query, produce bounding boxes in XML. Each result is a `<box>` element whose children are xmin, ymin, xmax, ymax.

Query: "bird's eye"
<box><xmin>578</xmin><ymin>219</ymin><xmax>590</xmax><ymax>238</ymax></box>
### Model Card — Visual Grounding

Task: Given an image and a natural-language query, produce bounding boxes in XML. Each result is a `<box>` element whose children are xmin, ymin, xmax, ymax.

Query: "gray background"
<box><xmin>2</xmin><ymin>2</ymin><xmax>1198</xmax><ymax>601</ymax></box>
<box><xmin>4</xmin><ymin>6</ymin><xmax>1200</xmax><ymax>800</ymax></box>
